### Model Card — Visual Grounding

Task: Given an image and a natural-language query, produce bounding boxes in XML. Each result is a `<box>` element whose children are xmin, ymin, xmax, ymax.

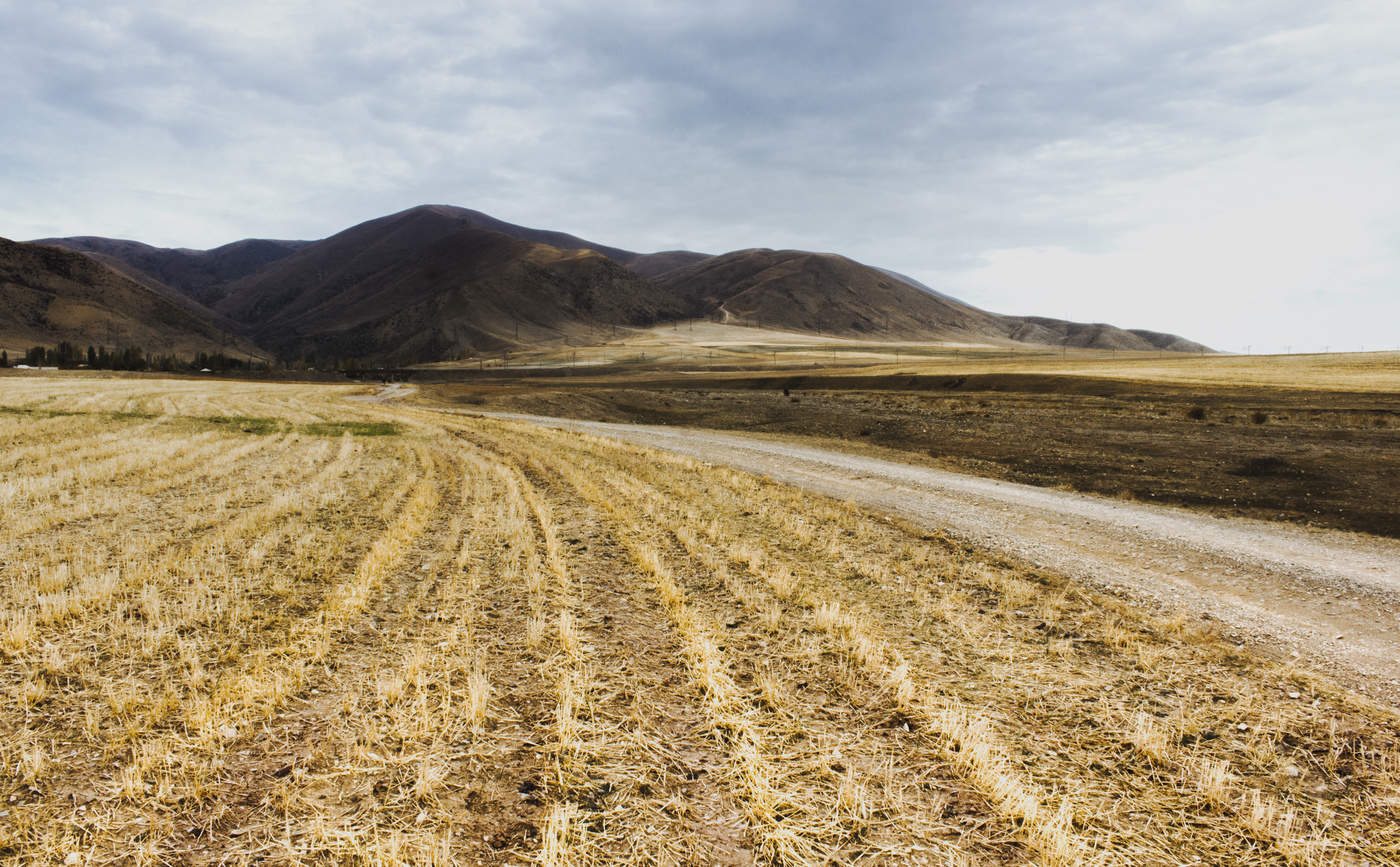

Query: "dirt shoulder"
<box><xmin>420</xmin><ymin>376</ymin><xmax>1400</xmax><ymax>539</ymax></box>
<box><xmin>460</xmin><ymin>409</ymin><xmax>1400</xmax><ymax>707</ymax></box>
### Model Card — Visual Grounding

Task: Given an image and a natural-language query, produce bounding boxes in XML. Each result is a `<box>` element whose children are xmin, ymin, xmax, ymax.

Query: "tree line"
<box><xmin>0</xmin><ymin>342</ymin><xmax>263</xmax><ymax>372</ymax></box>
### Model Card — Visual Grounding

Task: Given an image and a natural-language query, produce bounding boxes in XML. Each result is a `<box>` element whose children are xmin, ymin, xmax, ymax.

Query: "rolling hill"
<box><xmin>36</xmin><ymin>235</ymin><xmax>310</xmax><ymax>308</ymax></box>
<box><xmin>26</xmin><ymin>204</ymin><xmax>1209</xmax><ymax>362</ymax></box>
<box><xmin>214</xmin><ymin>211</ymin><xmax>689</xmax><ymax>363</ymax></box>
<box><xmin>0</xmin><ymin>238</ymin><xmax>261</xmax><ymax>358</ymax></box>
<box><xmin>655</xmin><ymin>248</ymin><xmax>1207</xmax><ymax>351</ymax></box>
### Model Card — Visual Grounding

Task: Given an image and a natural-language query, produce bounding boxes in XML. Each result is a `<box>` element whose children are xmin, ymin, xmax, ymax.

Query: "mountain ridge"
<box><xmin>0</xmin><ymin>237</ymin><xmax>264</xmax><ymax>359</ymax></box>
<box><xmin>21</xmin><ymin>204</ymin><xmax>1210</xmax><ymax>361</ymax></box>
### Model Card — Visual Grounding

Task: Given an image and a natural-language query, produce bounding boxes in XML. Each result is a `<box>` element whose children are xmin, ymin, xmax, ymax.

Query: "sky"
<box><xmin>2</xmin><ymin>1</ymin><xmax>1398</xmax><ymax>353</ymax></box>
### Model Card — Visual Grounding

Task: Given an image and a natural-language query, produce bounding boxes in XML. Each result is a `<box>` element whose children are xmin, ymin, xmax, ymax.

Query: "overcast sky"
<box><xmin>3</xmin><ymin>1</ymin><xmax>1397</xmax><ymax>352</ymax></box>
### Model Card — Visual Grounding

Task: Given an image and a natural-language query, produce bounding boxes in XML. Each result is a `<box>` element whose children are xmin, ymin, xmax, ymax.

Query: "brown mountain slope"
<box><xmin>0</xmin><ymin>238</ymin><xmax>261</xmax><ymax>357</ymax></box>
<box><xmin>219</xmin><ymin>216</ymin><xmax>690</xmax><ymax>362</ymax></box>
<box><xmin>1005</xmin><ymin>318</ymin><xmax>1210</xmax><ymax>352</ymax></box>
<box><xmin>400</xmin><ymin>204</ymin><xmax>640</xmax><ymax>262</ymax></box>
<box><xmin>657</xmin><ymin>248</ymin><xmax>1209</xmax><ymax>351</ymax></box>
<box><xmin>656</xmin><ymin>248</ymin><xmax>1010</xmax><ymax>338</ymax></box>
<box><xmin>624</xmin><ymin>250</ymin><xmax>712</xmax><ymax>279</ymax></box>
<box><xmin>352</xmin><ymin>205</ymin><xmax>714</xmax><ymax>279</ymax></box>
<box><xmin>35</xmin><ymin>236</ymin><xmax>310</xmax><ymax>308</ymax></box>
<box><xmin>28</xmin><ymin>205</ymin><xmax>1208</xmax><ymax>360</ymax></box>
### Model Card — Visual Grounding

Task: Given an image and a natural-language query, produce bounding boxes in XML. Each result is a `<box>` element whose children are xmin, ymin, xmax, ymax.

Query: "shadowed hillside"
<box><xmin>37</xmin><ymin>236</ymin><xmax>310</xmax><ymax>307</ymax></box>
<box><xmin>216</xmin><ymin>212</ymin><xmax>690</xmax><ymax>362</ymax></box>
<box><xmin>29</xmin><ymin>204</ymin><xmax>1209</xmax><ymax>362</ymax></box>
<box><xmin>0</xmin><ymin>238</ymin><xmax>261</xmax><ymax>357</ymax></box>
<box><xmin>656</xmin><ymin>248</ymin><xmax>1208</xmax><ymax>351</ymax></box>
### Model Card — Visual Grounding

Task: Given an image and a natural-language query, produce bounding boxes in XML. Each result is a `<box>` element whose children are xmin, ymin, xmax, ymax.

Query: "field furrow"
<box><xmin>497</xmin><ymin>418</ymin><xmax>1400</xmax><ymax>866</ymax></box>
<box><xmin>472</xmin><ymin>433</ymin><xmax>764</xmax><ymax>865</ymax></box>
<box><xmin>0</xmin><ymin>427</ymin><xmax>274</xmax><ymax>547</ymax></box>
<box><xmin>0</xmin><ymin>413</ymin><xmax>151</xmax><ymax>478</ymax></box>
<box><xmin>0</xmin><ymin>435</ymin><xmax>345</xmax><ymax>658</ymax></box>
<box><xmin>1</xmin><ymin>379</ymin><xmax>1396</xmax><ymax>867</ymax></box>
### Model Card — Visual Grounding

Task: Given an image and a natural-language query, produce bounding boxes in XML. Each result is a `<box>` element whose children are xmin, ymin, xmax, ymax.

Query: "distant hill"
<box><xmin>36</xmin><ymin>235</ymin><xmax>310</xmax><ymax>308</ymax></box>
<box><xmin>214</xmin><ymin>209</ymin><xmax>689</xmax><ymax>362</ymax></box>
<box><xmin>0</xmin><ymin>238</ymin><xmax>261</xmax><ymax>358</ymax></box>
<box><xmin>1005</xmin><ymin>318</ymin><xmax>1211</xmax><ymax>352</ymax></box>
<box><xmin>342</xmin><ymin>205</ymin><xmax>712</xmax><ymax>279</ymax></box>
<box><xmin>654</xmin><ymin>248</ymin><xmax>1007</xmax><ymax>338</ymax></box>
<box><xmin>28</xmin><ymin>204</ymin><xmax>1209</xmax><ymax>362</ymax></box>
<box><xmin>655</xmin><ymin>248</ymin><xmax>1208</xmax><ymax>351</ymax></box>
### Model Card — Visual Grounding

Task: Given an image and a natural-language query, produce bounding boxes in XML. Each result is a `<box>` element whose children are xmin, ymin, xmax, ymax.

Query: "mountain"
<box><xmin>28</xmin><ymin>204</ymin><xmax>1209</xmax><ymax>361</ymax></box>
<box><xmin>0</xmin><ymin>238</ymin><xmax>260</xmax><ymax>357</ymax></box>
<box><xmin>655</xmin><ymin>248</ymin><xmax>1208</xmax><ymax>351</ymax></box>
<box><xmin>1005</xmin><ymin>318</ymin><xmax>1210</xmax><ymax>352</ymax></box>
<box><xmin>654</xmin><ymin>248</ymin><xmax>1005</xmax><ymax>337</ymax></box>
<box><xmin>214</xmin><ymin>209</ymin><xmax>689</xmax><ymax>362</ymax></box>
<box><xmin>334</xmin><ymin>205</ymin><xmax>713</xmax><ymax>279</ymax></box>
<box><xmin>36</xmin><ymin>235</ymin><xmax>310</xmax><ymax>307</ymax></box>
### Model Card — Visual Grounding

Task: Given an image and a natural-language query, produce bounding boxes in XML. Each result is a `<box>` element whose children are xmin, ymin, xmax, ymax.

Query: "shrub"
<box><xmin>1186</xmin><ymin>406</ymin><xmax>1207</xmax><ymax>421</ymax></box>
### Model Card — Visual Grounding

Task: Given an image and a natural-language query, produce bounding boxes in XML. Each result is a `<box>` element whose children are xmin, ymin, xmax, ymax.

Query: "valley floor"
<box><xmin>0</xmin><ymin>376</ymin><xmax>1396</xmax><ymax>865</ymax></box>
<box><xmin>421</xmin><ymin>375</ymin><xmax>1400</xmax><ymax>539</ymax></box>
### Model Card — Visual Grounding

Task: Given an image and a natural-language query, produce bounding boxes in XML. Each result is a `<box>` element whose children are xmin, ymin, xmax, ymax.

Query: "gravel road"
<box><xmin>475</xmin><ymin>411</ymin><xmax>1400</xmax><ymax>704</ymax></box>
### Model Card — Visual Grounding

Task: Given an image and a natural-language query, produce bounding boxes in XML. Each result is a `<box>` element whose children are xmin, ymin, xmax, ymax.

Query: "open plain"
<box><xmin>1</xmin><ymin>373</ymin><xmax>1398</xmax><ymax>865</ymax></box>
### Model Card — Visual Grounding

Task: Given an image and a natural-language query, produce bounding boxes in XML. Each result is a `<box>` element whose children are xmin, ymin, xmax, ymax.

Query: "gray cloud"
<box><xmin>2</xmin><ymin>0</ymin><xmax>1396</xmax><ymax>351</ymax></box>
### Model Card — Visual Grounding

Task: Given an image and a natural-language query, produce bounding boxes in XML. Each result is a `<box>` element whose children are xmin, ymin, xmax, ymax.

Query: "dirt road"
<box><xmin>472</xmin><ymin>411</ymin><xmax>1400</xmax><ymax>704</ymax></box>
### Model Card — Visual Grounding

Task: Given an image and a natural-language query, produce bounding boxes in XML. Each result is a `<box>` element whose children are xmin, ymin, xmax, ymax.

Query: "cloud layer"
<box><xmin>3</xmin><ymin>0</ymin><xmax>1397</xmax><ymax>351</ymax></box>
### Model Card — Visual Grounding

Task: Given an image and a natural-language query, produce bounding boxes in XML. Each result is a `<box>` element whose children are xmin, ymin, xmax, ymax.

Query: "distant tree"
<box><xmin>87</xmin><ymin>345</ymin><xmax>97</xmax><ymax>367</ymax></box>
<box><xmin>0</xmin><ymin>350</ymin><xmax>7</xmax><ymax>367</ymax></box>
<box><xmin>25</xmin><ymin>346</ymin><xmax>45</xmax><ymax>366</ymax></box>
<box><xmin>54</xmin><ymin>341</ymin><xmax>79</xmax><ymax>367</ymax></box>
<box><xmin>110</xmin><ymin>346</ymin><xmax>146</xmax><ymax>371</ymax></box>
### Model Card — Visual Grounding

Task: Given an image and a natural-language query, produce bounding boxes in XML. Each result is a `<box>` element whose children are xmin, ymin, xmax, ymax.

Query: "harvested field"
<box><xmin>423</xmin><ymin>373</ymin><xmax>1400</xmax><ymax>539</ymax></box>
<box><xmin>1</xmin><ymin>376</ymin><xmax>1397</xmax><ymax>865</ymax></box>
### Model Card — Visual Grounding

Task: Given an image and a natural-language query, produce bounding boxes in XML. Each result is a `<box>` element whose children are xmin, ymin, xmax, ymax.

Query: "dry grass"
<box><xmin>432</xmin><ymin>320</ymin><xmax>1400</xmax><ymax>393</ymax></box>
<box><xmin>1</xmin><ymin>374</ymin><xmax>1397</xmax><ymax>866</ymax></box>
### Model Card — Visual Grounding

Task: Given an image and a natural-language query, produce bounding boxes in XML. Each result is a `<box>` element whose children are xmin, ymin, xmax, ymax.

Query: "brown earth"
<box><xmin>653</xmin><ymin>249</ymin><xmax>1208</xmax><ymax>350</ymax></box>
<box><xmin>419</xmin><ymin>373</ymin><xmax>1400</xmax><ymax>540</ymax></box>
<box><xmin>0</xmin><ymin>238</ymin><xmax>263</xmax><ymax>359</ymax></box>
<box><xmin>214</xmin><ymin>207</ymin><xmax>691</xmax><ymax>362</ymax></box>
<box><xmin>35</xmin><ymin>236</ymin><xmax>310</xmax><ymax>308</ymax></box>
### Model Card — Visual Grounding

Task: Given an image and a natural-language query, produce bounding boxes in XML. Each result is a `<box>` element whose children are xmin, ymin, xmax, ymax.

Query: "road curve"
<box><xmin>470</xmin><ymin>411</ymin><xmax>1400</xmax><ymax>704</ymax></box>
